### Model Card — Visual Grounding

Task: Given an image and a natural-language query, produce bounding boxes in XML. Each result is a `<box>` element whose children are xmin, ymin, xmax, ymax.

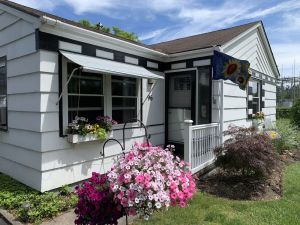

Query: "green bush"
<box><xmin>0</xmin><ymin>173</ymin><xmax>78</xmax><ymax>224</ymax></box>
<box><xmin>291</xmin><ymin>98</ymin><xmax>300</xmax><ymax>127</ymax></box>
<box><xmin>276</xmin><ymin>107</ymin><xmax>291</xmax><ymax>119</ymax></box>
<box><xmin>273</xmin><ymin>119</ymin><xmax>300</xmax><ymax>154</ymax></box>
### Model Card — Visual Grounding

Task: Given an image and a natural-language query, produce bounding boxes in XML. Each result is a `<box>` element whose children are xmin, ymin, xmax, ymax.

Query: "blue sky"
<box><xmin>13</xmin><ymin>0</ymin><xmax>300</xmax><ymax>76</ymax></box>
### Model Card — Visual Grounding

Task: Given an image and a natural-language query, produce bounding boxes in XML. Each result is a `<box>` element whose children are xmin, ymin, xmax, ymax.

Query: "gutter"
<box><xmin>41</xmin><ymin>16</ymin><xmax>168</xmax><ymax>59</ymax></box>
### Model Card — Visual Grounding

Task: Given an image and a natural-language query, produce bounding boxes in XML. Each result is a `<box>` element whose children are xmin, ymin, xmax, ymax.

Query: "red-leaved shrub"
<box><xmin>214</xmin><ymin>126</ymin><xmax>279</xmax><ymax>178</ymax></box>
<box><xmin>74</xmin><ymin>172</ymin><xmax>125</xmax><ymax>225</ymax></box>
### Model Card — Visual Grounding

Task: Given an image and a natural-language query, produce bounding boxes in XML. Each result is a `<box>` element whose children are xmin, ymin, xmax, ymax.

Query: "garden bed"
<box><xmin>198</xmin><ymin>149</ymin><xmax>300</xmax><ymax>201</ymax></box>
<box><xmin>0</xmin><ymin>173</ymin><xmax>77</xmax><ymax>224</ymax></box>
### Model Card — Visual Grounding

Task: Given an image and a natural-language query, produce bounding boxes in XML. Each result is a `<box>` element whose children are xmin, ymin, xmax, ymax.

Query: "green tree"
<box><xmin>78</xmin><ymin>19</ymin><xmax>139</xmax><ymax>42</ymax></box>
<box><xmin>291</xmin><ymin>97</ymin><xmax>300</xmax><ymax>127</ymax></box>
<box><xmin>112</xmin><ymin>26</ymin><xmax>139</xmax><ymax>42</ymax></box>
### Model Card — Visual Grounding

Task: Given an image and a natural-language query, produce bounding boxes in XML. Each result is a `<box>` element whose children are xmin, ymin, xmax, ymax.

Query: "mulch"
<box><xmin>197</xmin><ymin>149</ymin><xmax>300</xmax><ymax>201</ymax></box>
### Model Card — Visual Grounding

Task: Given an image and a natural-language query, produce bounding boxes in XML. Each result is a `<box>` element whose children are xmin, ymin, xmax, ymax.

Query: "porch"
<box><xmin>183</xmin><ymin>121</ymin><xmax>221</xmax><ymax>174</ymax></box>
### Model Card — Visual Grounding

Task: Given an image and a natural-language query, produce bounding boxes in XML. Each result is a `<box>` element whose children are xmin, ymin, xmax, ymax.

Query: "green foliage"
<box><xmin>135</xmin><ymin>162</ymin><xmax>300</xmax><ymax>225</ymax></box>
<box><xmin>112</xmin><ymin>26</ymin><xmax>140</xmax><ymax>42</ymax></box>
<box><xmin>0</xmin><ymin>173</ymin><xmax>77</xmax><ymax>224</ymax></box>
<box><xmin>95</xmin><ymin>127</ymin><xmax>107</xmax><ymax>140</ymax></box>
<box><xmin>276</xmin><ymin>107</ymin><xmax>291</xmax><ymax>119</ymax></box>
<box><xmin>273</xmin><ymin>119</ymin><xmax>300</xmax><ymax>154</ymax></box>
<box><xmin>59</xmin><ymin>185</ymin><xmax>72</xmax><ymax>196</ymax></box>
<box><xmin>78</xmin><ymin>19</ymin><xmax>139</xmax><ymax>42</ymax></box>
<box><xmin>291</xmin><ymin>98</ymin><xmax>300</xmax><ymax>128</ymax></box>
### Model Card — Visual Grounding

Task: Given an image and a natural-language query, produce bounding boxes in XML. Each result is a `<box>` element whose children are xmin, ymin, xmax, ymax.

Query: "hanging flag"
<box><xmin>213</xmin><ymin>50</ymin><xmax>251</xmax><ymax>90</ymax></box>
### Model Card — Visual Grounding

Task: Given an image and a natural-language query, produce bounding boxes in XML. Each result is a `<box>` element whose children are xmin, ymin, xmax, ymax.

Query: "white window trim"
<box><xmin>250</xmin><ymin>78</ymin><xmax>261</xmax><ymax>114</ymax></box>
<box><xmin>62</xmin><ymin>59</ymin><xmax>141</xmax><ymax>134</ymax></box>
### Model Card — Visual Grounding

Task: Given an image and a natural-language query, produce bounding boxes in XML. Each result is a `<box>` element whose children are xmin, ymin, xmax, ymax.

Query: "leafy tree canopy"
<box><xmin>78</xmin><ymin>19</ymin><xmax>139</xmax><ymax>42</ymax></box>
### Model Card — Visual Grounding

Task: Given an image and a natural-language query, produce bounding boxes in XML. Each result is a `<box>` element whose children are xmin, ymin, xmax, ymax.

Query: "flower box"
<box><xmin>252</xmin><ymin>119</ymin><xmax>264</xmax><ymax>131</ymax></box>
<box><xmin>68</xmin><ymin>133</ymin><xmax>103</xmax><ymax>144</ymax></box>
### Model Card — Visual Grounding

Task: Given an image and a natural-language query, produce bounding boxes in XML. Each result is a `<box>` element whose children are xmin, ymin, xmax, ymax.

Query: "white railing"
<box><xmin>184</xmin><ymin>120</ymin><xmax>220</xmax><ymax>174</ymax></box>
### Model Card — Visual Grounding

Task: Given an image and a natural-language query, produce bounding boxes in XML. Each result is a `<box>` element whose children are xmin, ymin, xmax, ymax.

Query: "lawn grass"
<box><xmin>0</xmin><ymin>173</ymin><xmax>78</xmax><ymax>224</ymax></box>
<box><xmin>134</xmin><ymin>162</ymin><xmax>300</xmax><ymax>225</ymax></box>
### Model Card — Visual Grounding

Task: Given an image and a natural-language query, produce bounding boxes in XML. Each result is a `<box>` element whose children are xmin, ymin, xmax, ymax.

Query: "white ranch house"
<box><xmin>0</xmin><ymin>1</ymin><xmax>279</xmax><ymax>192</ymax></box>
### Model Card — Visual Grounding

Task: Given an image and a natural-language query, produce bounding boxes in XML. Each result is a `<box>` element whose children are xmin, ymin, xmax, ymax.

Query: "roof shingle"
<box><xmin>149</xmin><ymin>21</ymin><xmax>260</xmax><ymax>54</ymax></box>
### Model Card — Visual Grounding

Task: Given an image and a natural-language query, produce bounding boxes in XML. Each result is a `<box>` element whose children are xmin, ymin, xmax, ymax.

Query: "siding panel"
<box><xmin>0</xmin><ymin>19</ymin><xmax>33</xmax><ymax>47</ymax></box>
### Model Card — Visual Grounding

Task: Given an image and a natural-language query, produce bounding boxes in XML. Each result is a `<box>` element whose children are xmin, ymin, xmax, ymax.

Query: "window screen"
<box><xmin>67</xmin><ymin>63</ymin><xmax>104</xmax><ymax>123</ymax></box>
<box><xmin>111</xmin><ymin>76</ymin><xmax>138</xmax><ymax>124</ymax></box>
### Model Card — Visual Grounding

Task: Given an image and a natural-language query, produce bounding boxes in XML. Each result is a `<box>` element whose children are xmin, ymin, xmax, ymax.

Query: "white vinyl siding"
<box><xmin>222</xmin><ymin>28</ymin><xmax>276</xmax><ymax>77</ymax></box>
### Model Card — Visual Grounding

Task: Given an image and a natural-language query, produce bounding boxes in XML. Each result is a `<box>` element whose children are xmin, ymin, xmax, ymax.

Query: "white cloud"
<box><xmin>244</xmin><ymin>0</ymin><xmax>300</xmax><ymax>19</ymax></box>
<box><xmin>11</xmin><ymin>0</ymin><xmax>59</xmax><ymax>11</ymax></box>
<box><xmin>273</xmin><ymin>43</ymin><xmax>300</xmax><ymax>77</ymax></box>
<box><xmin>139</xmin><ymin>28</ymin><xmax>168</xmax><ymax>41</ymax></box>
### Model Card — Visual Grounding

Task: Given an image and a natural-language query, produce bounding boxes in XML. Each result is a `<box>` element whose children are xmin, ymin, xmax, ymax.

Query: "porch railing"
<box><xmin>184</xmin><ymin>120</ymin><xmax>220</xmax><ymax>174</ymax></box>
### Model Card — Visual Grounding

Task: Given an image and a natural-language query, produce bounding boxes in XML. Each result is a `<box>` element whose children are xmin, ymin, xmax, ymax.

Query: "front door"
<box><xmin>166</xmin><ymin>71</ymin><xmax>196</xmax><ymax>145</ymax></box>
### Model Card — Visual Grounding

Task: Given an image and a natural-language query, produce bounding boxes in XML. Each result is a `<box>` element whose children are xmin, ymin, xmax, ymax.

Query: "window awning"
<box><xmin>60</xmin><ymin>50</ymin><xmax>164</xmax><ymax>80</ymax></box>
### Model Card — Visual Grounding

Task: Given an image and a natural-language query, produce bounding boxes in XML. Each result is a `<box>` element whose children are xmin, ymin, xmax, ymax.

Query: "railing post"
<box><xmin>184</xmin><ymin>120</ymin><xmax>193</xmax><ymax>169</ymax></box>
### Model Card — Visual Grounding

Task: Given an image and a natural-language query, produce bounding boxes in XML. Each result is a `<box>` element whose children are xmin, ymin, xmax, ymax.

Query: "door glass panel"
<box><xmin>168</xmin><ymin>73</ymin><xmax>193</xmax><ymax>143</ymax></box>
<box><xmin>169</xmin><ymin>75</ymin><xmax>191</xmax><ymax>108</ymax></box>
<box><xmin>198</xmin><ymin>68</ymin><xmax>211</xmax><ymax>124</ymax></box>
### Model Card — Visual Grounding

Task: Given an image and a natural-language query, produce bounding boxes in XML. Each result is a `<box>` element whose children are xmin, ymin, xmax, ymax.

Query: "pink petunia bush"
<box><xmin>107</xmin><ymin>142</ymin><xmax>196</xmax><ymax>220</ymax></box>
<box><xmin>74</xmin><ymin>172</ymin><xmax>125</xmax><ymax>225</ymax></box>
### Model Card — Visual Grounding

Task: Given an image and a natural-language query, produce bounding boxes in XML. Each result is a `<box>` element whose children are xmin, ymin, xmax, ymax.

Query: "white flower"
<box><xmin>148</xmin><ymin>202</ymin><xmax>152</xmax><ymax>208</ymax></box>
<box><xmin>155</xmin><ymin>202</ymin><xmax>162</xmax><ymax>209</ymax></box>
<box><xmin>135</xmin><ymin>198</ymin><xmax>140</xmax><ymax>203</ymax></box>
<box><xmin>144</xmin><ymin>215</ymin><xmax>149</xmax><ymax>220</ymax></box>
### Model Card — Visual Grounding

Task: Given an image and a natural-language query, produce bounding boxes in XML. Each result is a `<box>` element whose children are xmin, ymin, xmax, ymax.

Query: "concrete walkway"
<box><xmin>41</xmin><ymin>211</ymin><xmax>134</xmax><ymax>225</ymax></box>
<box><xmin>0</xmin><ymin>208</ymin><xmax>135</xmax><ymax>225</ymax></box>
<box><xmin>0</xmin><ymin>218</ymin><xmax>9</xmax><ymax>225</ymax></box>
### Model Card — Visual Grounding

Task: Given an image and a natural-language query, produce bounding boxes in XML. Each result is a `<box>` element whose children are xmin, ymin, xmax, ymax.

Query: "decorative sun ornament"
<box><xmin>223</xmin><ymin>59</ymin><xmax>241</xmax><ymax>77</ymax></box>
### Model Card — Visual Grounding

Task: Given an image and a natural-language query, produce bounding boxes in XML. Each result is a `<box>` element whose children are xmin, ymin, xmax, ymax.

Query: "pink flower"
<box><xmin>177</xmin><ymin>191</ymin><xmax>185</xmax><ymax>200</ymax></box>
<box><xmin>170</xmin><ymin>193</ymin><xmax>177</xmax><ymax>199</ymax></box>
<box><xmin>135</xmin><ymin>175</ymin><xmax>145</xmax><ymax>184</ymax></box>
<box><xmin>179</xmin><ymin>201</ymin><xmax>187</xmax><ymax>208</ymax></box>
<box><xmin>107</xmin><ymin>141</ymin><xmax>197</xmax><ymax>220</ymax></box>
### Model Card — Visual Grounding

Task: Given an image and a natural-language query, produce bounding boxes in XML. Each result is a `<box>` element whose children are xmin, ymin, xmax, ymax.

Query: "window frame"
<box><xmin>0</xmin><ymin>56</ymin><xmax>7</xmax><ymax>131</ymax></box>
<box><xmin>61</xmin><ymin>59</ymin><xmax>141</xmax><ymax>135</ymax></box>
<box><xmin>248</xmin><ymin>78</ymin><xmax>262</xmax><ymax>117</ymax></box>
<box><xmin>252</xmin><ymin>79</ymin><xmax>261</xmax><ymax>114</ymax></box>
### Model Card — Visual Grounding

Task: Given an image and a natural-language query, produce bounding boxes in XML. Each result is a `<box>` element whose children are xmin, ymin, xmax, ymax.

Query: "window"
<box><xmin>65</xmin><ymin>62</ymin><xmax>139</xmax><ymax>126</ymax></box>
<box><xmin>174</xmin><ymin>76</ymin><xmax>191</xmax><ymax>91</ymax></box>
<box><xmin>112</xmin><ymin>76</ymin><xmax>138</xmax><ymax>124</ymax></box>
<box><xmin>197</xmin><ymin>67</ymin><xmax>211</xmax><ymax>124</ymax></box>
<box><xmin>252</xmin><ymin>79</ymin><xmax>261</xmax><ymax>114</ymax></box>
<box><xmin>0</xmin><ymin>56</ymin><xmax>7</xmax><ymax>131</ymax></box>
<box><xmin>67</xmin><ymin>63</ymin><xmax>104</xmax><ymax>123</ymax></box>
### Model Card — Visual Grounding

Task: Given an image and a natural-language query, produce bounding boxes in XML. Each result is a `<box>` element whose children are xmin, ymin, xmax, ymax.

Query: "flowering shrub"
<box><xmin>75</xmin><ymin>172</ymin><xmax>125</xmax><ymax>225</ymax></box>
<box><xmin>96</xmin><ymin>116</ymin><xmax>118</xmax><ymax>132</ymax></box>
<box><xmin>252</xmin><ymin>111</ymin><xmax>265</xmax><ymax>120</ymax></box>
<box><xmin>67</xmin><ymin>116</ymin><xmax>91</xmax><ymax>136</ymax></box>
<box><xmin>107</xmin><ymin>142</ymin><xmax>196</xmax><ymax>220</ymax></box>
<box><xmin>67</xmin><ymin>116</ymin><xmax>118</xmax><ymax>140</ymax></box>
